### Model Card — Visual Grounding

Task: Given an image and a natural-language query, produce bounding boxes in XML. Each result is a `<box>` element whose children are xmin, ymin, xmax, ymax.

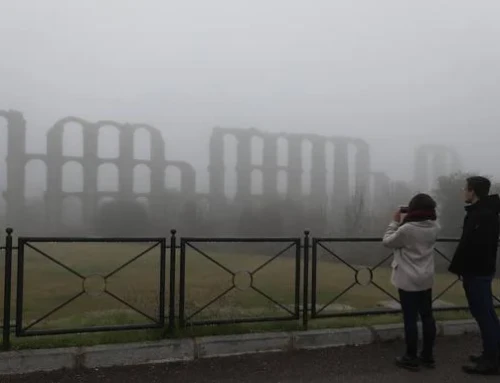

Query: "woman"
<box><xmin>382</xmin><ymin>193</ymin><xmax>440</xmax><ymax>371</ymax></box>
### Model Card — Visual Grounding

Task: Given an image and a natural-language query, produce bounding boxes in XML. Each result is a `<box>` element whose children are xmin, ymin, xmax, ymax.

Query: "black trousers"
<box><xmin>399</xmin><ymin>289</ymin><xmax>436</xmax><ymax>358</ymax></box>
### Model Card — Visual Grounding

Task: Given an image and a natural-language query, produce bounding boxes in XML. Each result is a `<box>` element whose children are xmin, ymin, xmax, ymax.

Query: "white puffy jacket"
<box><xmin>382</xmin><ymin>220</ymin><xmax>441</xmax><ymax>292</ymax></box>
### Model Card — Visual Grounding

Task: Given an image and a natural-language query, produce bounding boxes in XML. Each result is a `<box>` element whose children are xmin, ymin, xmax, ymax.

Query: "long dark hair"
<box><xmin>401</xmin><ymin>193</ymin><xmax>437</xmax><ymax>225</ymax></box>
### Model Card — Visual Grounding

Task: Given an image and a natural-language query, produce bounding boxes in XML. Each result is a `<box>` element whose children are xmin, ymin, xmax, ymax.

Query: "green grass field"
<box><xmin>0</xmin><ymin>240</ymin><xmax>492</xmax><ymax>350</ymax></box>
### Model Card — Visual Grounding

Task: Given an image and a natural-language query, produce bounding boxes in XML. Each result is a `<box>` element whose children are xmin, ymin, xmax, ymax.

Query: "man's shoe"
<box><xmin>419</xmin><ymin>355</ymin><xmax>436</xmax><ymax>369</ymax></box>
<box><xmin>469</xmin><ymin>353</ymin><xmax>485</xmax><ymax>363</ymax></box>
<box><xmin>462</xmin><ymin>359</ymin><xmax>500</xmax><ymax>375</ymax></box>
<box><xmin>395</xmin><ymin>355</ymin><xmax>420</xmax><ymax>371</ymax></box>
<box><xmin>469</xmin><ymin>351</ymin><xmax>500</xmax><ymax>363</ymax></box>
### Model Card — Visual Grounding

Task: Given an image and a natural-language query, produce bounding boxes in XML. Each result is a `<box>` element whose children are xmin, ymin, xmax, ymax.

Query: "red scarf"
<box><xmin>402</xmin><ymin>209</ymin><xmax>437</xmax><ymax>225</ymax></box>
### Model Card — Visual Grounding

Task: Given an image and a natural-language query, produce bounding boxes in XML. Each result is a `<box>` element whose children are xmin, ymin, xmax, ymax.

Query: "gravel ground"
<box><xmin>3</xmin><ymin>334</ymin><xmax>499</xmax><ymax>383</ymax></box>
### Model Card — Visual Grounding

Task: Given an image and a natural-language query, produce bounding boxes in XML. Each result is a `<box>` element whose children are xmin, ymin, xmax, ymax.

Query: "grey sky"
<box><xmin>1</xmin><ymin>0</ymin><xmax>500</xmax><ymax>187</ymax></box>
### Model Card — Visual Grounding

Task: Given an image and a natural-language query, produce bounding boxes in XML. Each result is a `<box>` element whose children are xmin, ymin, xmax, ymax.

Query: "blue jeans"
<box><xmin>463</xmin><ymin>275</ymin><xmax>500</xmax><ymax>359</ymax></box>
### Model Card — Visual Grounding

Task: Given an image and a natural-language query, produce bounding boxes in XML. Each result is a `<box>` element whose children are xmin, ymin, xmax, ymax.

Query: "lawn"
<box><xmin>0</xmin><ymin>239</ymin><xmax>493</xmax><ymax>349</ymax></box>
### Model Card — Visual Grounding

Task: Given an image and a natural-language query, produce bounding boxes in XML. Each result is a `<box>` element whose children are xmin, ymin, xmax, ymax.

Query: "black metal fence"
<box><xmin>0</xmin><ymin>228</ymin><xmax>490</xmax><ymax>352</ymax></box>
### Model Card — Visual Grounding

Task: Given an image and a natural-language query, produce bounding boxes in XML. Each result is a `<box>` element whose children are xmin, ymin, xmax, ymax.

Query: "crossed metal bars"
<box><xmin>310</xmin><ymin>238</ymin><xmax>398</xmax><ymax>319</ymax></box>
<box><xmin>309</xmin><ymin>238</ymin><xmax>500</xmax><ymax>320</ymax></box>
<box><xmin>178</xmin><ymin>237</ymin><xmax>301</xmax><ymax>327</ymax></box>
<box><xmin>1</xmin><ymin>228</ymin><xmax>496</xmax><ymax>353</ymax></box>
<box><xmin>15</xmin><ymin>237</ymin><xmax>167</xmax><ymax>337</ymax></box>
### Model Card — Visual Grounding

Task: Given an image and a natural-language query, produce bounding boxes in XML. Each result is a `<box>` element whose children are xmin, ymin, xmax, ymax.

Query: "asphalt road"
<box><xmin>4</xmin><ymin>334</ymin><xmax>499</xmax><ymax>383</ymax></box>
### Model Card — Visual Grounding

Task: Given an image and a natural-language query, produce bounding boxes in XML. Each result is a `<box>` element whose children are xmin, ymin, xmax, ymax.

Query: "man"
<box><xmin>449</xmin><ymin>176</ymin><xmax>500</xmax><ymax>375</ymax></box>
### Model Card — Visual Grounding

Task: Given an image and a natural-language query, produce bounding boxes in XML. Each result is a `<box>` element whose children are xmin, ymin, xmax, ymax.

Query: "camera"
<box><xmin>399</xmin><ymin>206</ymin><xmax>409</xmax><ymax>214</ymax></box>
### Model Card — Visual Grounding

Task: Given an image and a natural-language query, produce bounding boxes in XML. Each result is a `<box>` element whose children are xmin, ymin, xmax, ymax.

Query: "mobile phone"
<box><xmin>399</xmin><ymin>206</ymin><xmax>409</xmax><ymax>214</ymax></box>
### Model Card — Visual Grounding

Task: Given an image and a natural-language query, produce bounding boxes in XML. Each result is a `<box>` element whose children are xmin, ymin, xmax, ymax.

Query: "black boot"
<box><xmin>395</xmin><ymin>355</ymin><xmax>420</xmax><ymax>371</ymax></box>
<box><xmin>463</xmin><ymin>358</ymin><xmax>500</xmax><ymax>375</ymax></box>
<box><xmin>419</xmin><ymin>354</ymin><xmax>435</xmax><ymax>369</ymax></box>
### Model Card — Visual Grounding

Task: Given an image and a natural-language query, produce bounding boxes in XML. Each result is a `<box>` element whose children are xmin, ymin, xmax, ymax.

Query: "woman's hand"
<box><xmin>393</xmin><ymin>209</ymin><xmax>402</xmax><ymax>223</ymax></box>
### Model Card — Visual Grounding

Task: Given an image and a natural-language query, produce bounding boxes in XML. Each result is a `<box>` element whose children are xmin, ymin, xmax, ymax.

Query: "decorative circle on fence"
<box><xmin>232</xmin><ymin>270</ymin><xmax>253</xmax><ymax>291</ymax></box>
<box><xmin>83</xmin><ymin>274</ymin><xmax>106</xmax><ymax>296</ymax></box>
<box><xmin>355</xmin><ymin>267</ymin><xmax>373</xmax><ymax>287</ymax></box>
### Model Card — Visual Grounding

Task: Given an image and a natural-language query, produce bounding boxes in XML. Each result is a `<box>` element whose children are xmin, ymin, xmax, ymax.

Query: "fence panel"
<box><xmin>179</xmin><ymin>237</ymin><xmax>301</xmax><ymax>327</ymax></box>
<box><xmin>310</xmin><ymin>238</ymin><xmax>471</xmax><ymax>319</ymax></box>
<box><xmin>0</xmin><ymin>229</ymin><xmax>13</xmax><ymax>350</ymax></box>
<box><xmin>15</xmin><ymin>237</ymin><xmax>167</xmax><ymax>337</ymax></box>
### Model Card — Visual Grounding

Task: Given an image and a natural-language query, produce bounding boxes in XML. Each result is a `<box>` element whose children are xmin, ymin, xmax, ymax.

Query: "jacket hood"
<box><xmin>469</xmin><ymin>194</ymin><xmax>500</xmax><ymax>214</ymax></box>
<box><xmin>484</xmin><ymin>194</ymin><xmax>500</xmax><ymax>213</ymax></box>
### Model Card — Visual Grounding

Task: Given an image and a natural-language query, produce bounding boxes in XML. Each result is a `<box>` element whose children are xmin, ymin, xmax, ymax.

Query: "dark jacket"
<box><xmin>449</xmin><ymin>194</ymin><xmax>500</xmax><ymax>276</ymax></box>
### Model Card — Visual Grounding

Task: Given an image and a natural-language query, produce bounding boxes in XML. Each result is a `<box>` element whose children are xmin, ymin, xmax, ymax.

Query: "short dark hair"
<box><xmin>408</xmin><ymin>193</ymin><xmax>436</xmax><ymax>212</ymax></box>
<box><xmin>466</xmin><ymin>176</ymin><xmax>491</xmax><ymax>199</ymax></box>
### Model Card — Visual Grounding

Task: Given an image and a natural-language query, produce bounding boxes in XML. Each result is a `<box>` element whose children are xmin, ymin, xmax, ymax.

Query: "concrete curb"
<box><xmin>0</xmin><ymin>319</ymin><xmax>479</xmax><ymax>376</ymax></box>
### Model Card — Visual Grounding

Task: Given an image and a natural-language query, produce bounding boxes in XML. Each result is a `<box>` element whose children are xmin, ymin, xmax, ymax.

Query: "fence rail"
<box><xmin>0</xmin><ymin>228</ymin><xmax>494</xmax><ymax>351</ymax></box>
<box><xmin>178</xmin><ymin>237</ymin><xmax>301</xmax><ymax>327</ymax></box>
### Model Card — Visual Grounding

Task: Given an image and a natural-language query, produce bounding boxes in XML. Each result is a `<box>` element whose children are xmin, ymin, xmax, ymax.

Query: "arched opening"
<box><xmin>348</xmin><ymin>143</ymin><xmax>356</xmax><ymax>198</ymax></box>
<box><xmin>0</xmin><ymin>117</ymin><xmax>7</xmax><ymax>215</ymax></box>
<box><xmin>277</xmin><ymin>170</ymin><xmax>288</xmax><ymax>196</ymax></box>
<box><xmin>97</xmin><ymin>163</ymin><xmax>119</xmax><ymax>192</ymax></box>
<box><xmin>301</xmin><ymin>140</ymin><xmax>312</xmax><ymax>196</ymax></box>
<box><xmin>133</xmin><ymin>128</ymin><xmax>151</xmax><ymax>161</ymax></box>
<box><xmin>62</xmin><ymin>161</ymin><xmax>84</xmax><ymax>193</ymax></box>
<box><xmin>165</xmin><ymin>165</ymin><xmax>181</xmax><ymax>192</ymax></box>
<box><xmin>61</xmin><ymin>196</ymin><xmax>83</xmax><ymax>227</ymax></box>
<box><xmin>24</xmin><ymin>160</ymin><xmax>47</xmax><ymax>200</ymax></box>
<box><xmin>223</xmin><ymin>134</ymin><xmax>238</xmax><ymax>200</ymax></box>
<box><xmin>325</xmin><ymin>141</ymin><xmax>335</xmax><ymax>207</ymax></box>
<box><xmin>97</xmin><ymin>125</ymin><xmax>120</xmax><ymax>159</ymax></box>
<box><xmin>97</xmin><ymin>196</ymin><xmax>115</xmax><ymax>209</ymax></box>
<box><xmin>62</xmin><ymin>121</ymin><xmax>84</xmax><ymax>157</ymax></box>
<box><xmin>277</xmin><ymin>137</ymin><xmax>288</xmax><ymax>167</ymax></box>
<box><xmin>133</xmin><ymin>164</ymin><xmax>151</xmax><ymax>194</ymax></box>
<box><xmin>251</xmin><ymin>136</ymin><xmax>264</xmax><ymax>166</ymax></box>
<box><xmin>251</xmin><ymin>169</ymin><xmax>263</xmax><ymax>195</ymax></box>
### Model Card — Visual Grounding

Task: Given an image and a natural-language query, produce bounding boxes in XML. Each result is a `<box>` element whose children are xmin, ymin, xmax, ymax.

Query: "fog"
<box><xmin>1</xmin><ymin>0</ymin><xmax>500</xmax><ymax>184</ymax></box>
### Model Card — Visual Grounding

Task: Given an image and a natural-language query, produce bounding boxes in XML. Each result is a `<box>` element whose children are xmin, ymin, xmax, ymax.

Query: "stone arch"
<box><xmin>61</xmin><ymin>195</ymin><xmax>83</xmax><ymax>227</ymax></box>
<box><xmin>62</xmin><ymin>161</ymin><xmax>84</xmax><ymax>193</ymax></box>
<box><xmin>277</xmin><ymin>136</ymin><xmax>288</xmax><ymax>167</ymax></box>
<box><xmin>223</xmin><ymin>133</ymin><xmax>238</xmax><ymax>199</ymax></box>
<box><xmin>251</xmin><ymin>135</ymin><xmax>264</xmax><ymax>166</ymax></box>
<box><xmin>133</xmin><ymin>164</ymin><xmax>151</xmax><ymax>194</ymax></box>
<box><xmin>251</xmin><ymin>169</ymin><xmax>263</xmax><ymax>195</ymax></box>
<box><xmin>165</xmin><ymin>165</ymin><xmax>182</xmax><ymax>192</ymax></box>
<box><xmin>325</xmin><ymin>141</ymin><xmax>335</xmax><ymax>203</ymax></box>
<box><xmin>62</xmin><ymin>121</ymin><xmax>84</xmax><ymax>157</ymax></box>
<box><xmin>97</xmin><ymin>124</ymin><xmax>120</xmax><ymax>158</ymax></box>
<box><xmin>414</xmin><ymin>145</ymin><xmax>461</xmax><ymax>192</ymax></box>
<box><xmin>347</xmin><ymin>142</ymin><xmax>356</xmax><ymax>198</ymax></box>
<box><xmin>301</xmin><ymin>139</ymin><xmax>313</xmax><ymax>196</ymax></box>
<box><xmin>0</xmin><ymin>116</ymin><xmax>7</xmax><ymax>213</ymax></box>
<box><xmin>24</xmin><ymin>159</ymin><xmax>47</xmax><ymax>199</ymax></box>
<box><xmin>133</xmin><ymin>127</ymin><xmax>151</xmax><ymax>161</ymax></box>
<box><xmin>97</xmin><ymin>163</ymin><xmax>119</xmax><ymax>192</ymax></box>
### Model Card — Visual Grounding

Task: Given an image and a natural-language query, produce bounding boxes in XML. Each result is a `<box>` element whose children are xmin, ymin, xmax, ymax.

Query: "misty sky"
<box><xmin>1</xmin><ymin>0</ymin><xmax>500</xmax><ymax>191</ymax></box>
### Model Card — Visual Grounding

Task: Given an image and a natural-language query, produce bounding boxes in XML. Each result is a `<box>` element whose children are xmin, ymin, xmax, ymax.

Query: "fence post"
<box><xmin>2</xmin><ymin>228</ymin><xmax>13</xmax><ymax>351</ymax></box>
<box><xmin>302</xmin><ymin>230</ymin><xmax>310</xmax><ymax>330</ymax></box>
<box><xmin>168</xmin><ymin>230</ymin><xmax>177</xmax><ymax>333</ymax></box>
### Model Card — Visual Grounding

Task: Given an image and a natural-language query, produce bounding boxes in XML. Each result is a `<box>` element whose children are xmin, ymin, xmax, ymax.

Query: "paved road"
<box><xmin>4</xmin><ymin>334</ymin><xmax>500</xmax><ymax>383</ymax></box>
